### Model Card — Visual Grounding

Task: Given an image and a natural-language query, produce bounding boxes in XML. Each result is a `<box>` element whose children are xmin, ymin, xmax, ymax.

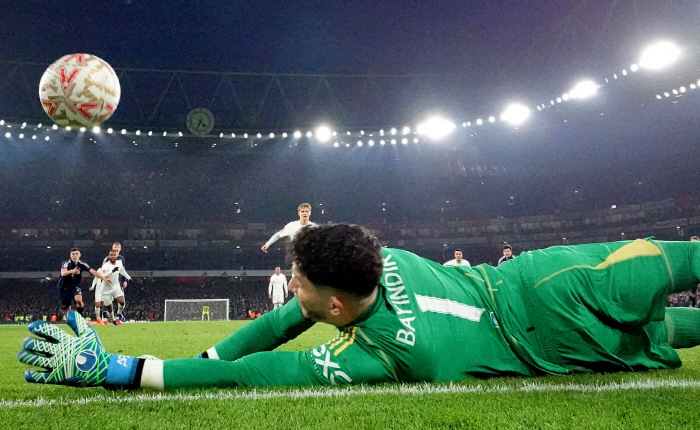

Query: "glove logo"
<box><xmin>76</xmin><ymin>349</ymin><xmax>97</xmax><ymax>373</ymax></box>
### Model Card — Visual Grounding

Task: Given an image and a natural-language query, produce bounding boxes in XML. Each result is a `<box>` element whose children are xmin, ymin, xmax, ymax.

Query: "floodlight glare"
<box><xmin>569</xmin><ymin>80</ymin><xmax>597</xmax><ymax>99</ymax></box>
<box><xmin>293</xmin><ymin>130</ymin><xmax>302</xmax><ymax>139</ymax></box>
<box><xmin>500</xmin><ymin>104</ymin><xmax>531</xmax><ymax>125</ymax></box>
<box><xmin>416</xmin><ymin>116</ymin><xmax>455</xmax><ymax>140</ymax></box>
<box><xmin>639</xmin><ymin>41</ymin><xmax>680</xmax><ymax>70</ymax></box>
<box><xmin>315</xmin><ymin>126</ymin><xmax>332</xmax><ymax>142</ymax></box>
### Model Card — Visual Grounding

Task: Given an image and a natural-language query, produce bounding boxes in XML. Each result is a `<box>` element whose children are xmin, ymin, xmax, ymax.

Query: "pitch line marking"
<box><xmin>3</xmin><ymin>378</ymin><xmax>700</xmax><ymax>409</ymax></box>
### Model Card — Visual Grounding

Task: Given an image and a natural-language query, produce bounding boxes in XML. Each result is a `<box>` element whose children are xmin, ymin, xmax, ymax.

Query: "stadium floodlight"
<box><xmin>52</xmin><ymin>124</ymin><xmax>58</xmax><ymax>130</ymax></box>
<box><xmin>306</xmin><ymin>131</ymin><xmax>313</xmax><ymax>138</ymax></box>
<box><xmin>416</xmin><ymin>116</ymin><xmax>455</xmax><ymax>140</ymax></box>
<box><xmin>402</xmin><ymin>126</ymin><xmax>410</xmax><ymax>135</ymax></box>
<box><xmin>107</xmin><ymin>128</ymin><xmax>113</xmax><ymax>134</ymax></box>
<box><xmin>639</xmin><ymin>41</ymin><xmax>681</xmax><ymax>70</ymax></box>
<box><xmin>293</xmin><ymin>130</ymin><xmax>302</xmax><ymax>139</ymax></box>
<box><xmin>500</xmin><ymin>103</ymin><xmax>530</xmax><ymax>125</ymax></box>
<box><xmin>257</xmin><ymin>133</ymin><xmax>262</xmax><ymax>138</ymax></box>
<box><xmin>476</xmin><ymin>118</ymin><xmax>484</xmax><ymax>125</ymax></box>
<box><xmin>630</xmin><ymin>64</ymin><xmax>639</xmax><ymax>72</ymax></box>
<box><xmin>269</xmin><ymin>132</ymin><xmax>275</xmax><ymax>138</ymax></box>
<box><xmin>315</xmin><ymin>125</ymin><xmax>332</xmax><ymax>142</ymax></box>
<box><xmin>390</xmin><ymin>128</ymin><xmax>397</xmax><ymax>135</ymax></box>
<box><xmin>691</xmin><ymin>84</ymin><xmax>697</xmax><ymax>90</ymax></box>
<box><xmin>92</xmin><ymin>126</ymin><xmax>100</xmax><ymax>133</ymax></box>
<box><xmin>4</xmin><ymin>132</ymin><xmax>10</xmax><ymax>138</ymax></box>
<box><xmin>569</xmin><ymin>80</ymin><xmax>597</xmax><ymax>99</ymax></box>
<box><xmin>135</xmin><ymin>130</ymin><xmax>140</xmax><ymax>135</ymax></box>
<box><xmin>488</xmin><ymin>116</ymin><xmax>496</xmax><ymax>123</ymax></box>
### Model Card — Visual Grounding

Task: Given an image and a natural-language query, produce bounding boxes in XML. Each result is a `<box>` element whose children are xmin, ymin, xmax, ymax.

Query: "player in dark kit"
<box><xmin>57</xmin><ymin>248</ymin><xmax>111</xmax><ymax>316</ymax></box>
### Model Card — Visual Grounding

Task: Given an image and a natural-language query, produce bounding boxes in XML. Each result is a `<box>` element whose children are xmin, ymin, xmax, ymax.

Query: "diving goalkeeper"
<box><xmin>17</xmin><ymin>224</ymin><xmax>700</xmax><ymax>390</ymax></box>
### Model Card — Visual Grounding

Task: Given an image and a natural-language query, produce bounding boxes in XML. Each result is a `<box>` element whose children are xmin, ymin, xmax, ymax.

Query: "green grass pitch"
<box><xmin>2</xmin><ymin>321</ymin><xmax>700</xmax><ymax>429</ymax></box>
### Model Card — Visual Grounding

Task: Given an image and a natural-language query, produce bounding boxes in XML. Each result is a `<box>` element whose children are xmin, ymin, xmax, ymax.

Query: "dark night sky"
<box><xmin>3</xmin><ymin>1</ymin><xmax>694</xmax><ymax>76</ymax></box>
<box><xmin>1</xmin><ymin>1</ymin><xmax>697</xmax><ymax>110</ymax></box>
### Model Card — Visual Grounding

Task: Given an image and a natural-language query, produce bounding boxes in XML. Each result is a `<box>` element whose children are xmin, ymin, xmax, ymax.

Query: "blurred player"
<box><xmin>90</xmin><ymin>250</ymin><xmax>131</xmax><ymax>325</ymax></box>
<box><xmin>202</xmin><ymin>305</ymin><xmax>210</xmax><ymax>321</ymax></box>
<box><xmin>261</xmin><ymin>203</ymin><xmax>315</xmax><ymax>253</ymax></box>
<box><xmin>57</xmin><ymin>248</ymin><xmax>110</xmax><ymax>316</ymax></box>
<box><xmin>443</xmin><ymin>249</ymin><xmax>470</xmax><ymax>267</ymax></box>
<box><xmin>103</xmin><ymin>242</ymin><xmax>128</xmax><ymax>322</ymax></box>
<box><xmin>268</xmin><ymin>266</ymin><xmax>288</xmax><ymax>309</ymax></box>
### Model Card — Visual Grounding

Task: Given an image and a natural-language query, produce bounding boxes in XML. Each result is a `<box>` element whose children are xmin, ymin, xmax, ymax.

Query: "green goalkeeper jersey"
<box><xmin>162</xmin><ymin>247</ymin><xmax>536</xmax><ymax>388</ymax></box>
<box><xmin>163</xmin><ymin>239</ymin><xmax>696</xmax><ymax>388</ymax></box>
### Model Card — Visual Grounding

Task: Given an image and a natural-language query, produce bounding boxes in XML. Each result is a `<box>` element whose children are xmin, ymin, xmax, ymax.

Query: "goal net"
<box><xmin>164</xmin><ymin>299</ymin><xmax>229</xmax><ymax>321</ymax></box>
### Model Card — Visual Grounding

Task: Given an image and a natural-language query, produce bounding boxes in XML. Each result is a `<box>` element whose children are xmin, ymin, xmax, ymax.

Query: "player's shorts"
<box><xmin>272</xmin><ymin>294</ymin><xmax>285</xmax><ymax>304</ymax></box>
<box><xmin>59</xmin><ymin>285</ymin><xmax>82</xmax><ymax>308</ymax></box>
<box><xmin>98</xmin><ymin>284</ymin><xmax>124</xmax><ymax>306</ymax></box>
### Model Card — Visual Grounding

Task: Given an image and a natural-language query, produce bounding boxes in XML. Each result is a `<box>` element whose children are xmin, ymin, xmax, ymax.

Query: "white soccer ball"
<box><xmin>39</xmin><ymin>53</ymin><xmax>121</xmax><ymax>128</ymax></box>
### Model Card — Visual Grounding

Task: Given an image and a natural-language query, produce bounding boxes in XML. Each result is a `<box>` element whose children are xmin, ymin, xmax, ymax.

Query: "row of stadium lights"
<box><xmin>0</xmin><ymin>41</ymin><xmax>688</xmax><ymax>145</ymax></box>
<box><xmin>655</xmin><ymin>79</ymin><xmax>700</xmax><ymax>100</ymax></box>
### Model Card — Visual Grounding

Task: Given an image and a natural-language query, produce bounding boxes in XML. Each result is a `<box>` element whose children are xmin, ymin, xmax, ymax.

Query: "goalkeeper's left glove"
<box><xmin>17</xmin><ymin>311</ymin><xmax>143</xmax><ymax>389</ymax></box>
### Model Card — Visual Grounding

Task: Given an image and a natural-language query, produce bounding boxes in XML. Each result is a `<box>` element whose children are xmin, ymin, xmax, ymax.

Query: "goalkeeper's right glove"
<box><xmin>17</xmin><ymin>311</ymin><xmax>144</xmax><ymax>389</ymax></box>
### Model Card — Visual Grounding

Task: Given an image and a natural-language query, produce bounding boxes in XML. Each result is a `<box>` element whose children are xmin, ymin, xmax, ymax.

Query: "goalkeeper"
<box><xmin>17</xmin><ymin>224</ymin><xmax>700</xmax><ymax>390</ymax></box>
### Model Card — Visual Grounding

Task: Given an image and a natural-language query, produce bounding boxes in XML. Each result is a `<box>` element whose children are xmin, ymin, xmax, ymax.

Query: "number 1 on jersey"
<box><xmin>414</xmin><ymin>294</ymin><xmax>485</xmax><ymax>321</ymax></box>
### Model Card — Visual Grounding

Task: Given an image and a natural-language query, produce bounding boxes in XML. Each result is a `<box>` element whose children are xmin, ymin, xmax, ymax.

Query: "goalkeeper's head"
<box><xmin>288</xmin><ymin>224</ymin><xmax>383</xmax><ymax>325</ymax></box>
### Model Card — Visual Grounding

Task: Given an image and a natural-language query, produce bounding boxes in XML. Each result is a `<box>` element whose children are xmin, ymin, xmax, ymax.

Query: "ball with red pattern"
<box><xmin>39</xmin><ymin>54</ymin><xmax>121</xmax><ymax>128</ymax></box>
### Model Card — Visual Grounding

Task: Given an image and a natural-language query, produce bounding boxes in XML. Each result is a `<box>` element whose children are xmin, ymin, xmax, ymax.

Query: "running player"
<box><xmin>261</xmin><ymin>203</ymin><xmax>315</xmax><ymax>253</ymax></box>
<box><xmin>20</xmin><ymin>225</ymin><xmax>700</xmax><ymax>390</ymax></box>
<box><xmin>90</xmin><ymin>250</ymin><xmax>131</xmax><ymax>325</ymax></box>
<box><xmin>268</xmin><ymin>266</ymin><xmax>288</xmax><ymax>309</ymax></box>
<box><xmin>103</xmin><ymin>242</ymin><xmax>128</xmax><ymax>322</ymax></box>
<box><xmin>443</xmin><ymin>249</ymin><xmax>470</xmax><ymax>267</ymax></box>
<box><xmin>57</xmin><ymin>248</ymin><xmax>111</xmax><ymax>316</ymax></box>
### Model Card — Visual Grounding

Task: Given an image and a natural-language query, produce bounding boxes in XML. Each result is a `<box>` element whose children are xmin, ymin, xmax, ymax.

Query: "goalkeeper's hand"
<box><xmin>17</xmin><ymin>311</ymin><xmax>141</xmax><ymax>389</ymax></box>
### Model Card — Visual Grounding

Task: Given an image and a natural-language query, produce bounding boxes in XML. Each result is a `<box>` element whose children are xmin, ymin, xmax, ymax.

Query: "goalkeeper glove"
<box><xmin>17</xmin><ymin>311</ymin><xmax>143</xmax><ymax>389</ymax></box>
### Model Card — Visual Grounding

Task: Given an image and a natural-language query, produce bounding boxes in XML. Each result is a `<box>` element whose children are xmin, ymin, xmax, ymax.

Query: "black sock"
<box><xmin>76</xmin><ymin>307</ymin><xmax>84</xmax><ymax>316</ymax></box>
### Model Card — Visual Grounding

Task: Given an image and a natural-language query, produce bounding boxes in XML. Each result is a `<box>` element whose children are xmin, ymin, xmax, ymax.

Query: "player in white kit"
<box><xmin>89</xmin><ymin>250</ymin><xmax>132</xmax><ymax>325</ymax></box>
<box><xmin>268</xmin><ymin>266</ymin><xmax>288</xmax><ymax>309</ymax></box>
<box><xmin>443</xmin><ymin>248</ymin><xmax>471</xmax><ymax>267</ymax></box>
<box><xmin>261</xmin><ymin>203</ymin><xmax>316</xmax><ymax>253</ymax></box>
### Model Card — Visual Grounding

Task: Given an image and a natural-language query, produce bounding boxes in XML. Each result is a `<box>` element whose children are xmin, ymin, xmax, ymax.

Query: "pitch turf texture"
<box><xmin>2</xmin><ymin>322</ymin><xmax>700</xmax><ymax>429</ymax></box>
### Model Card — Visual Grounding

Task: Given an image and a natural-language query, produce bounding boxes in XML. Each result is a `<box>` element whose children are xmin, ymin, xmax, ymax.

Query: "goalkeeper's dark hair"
<box><xmin>289</xmin><ymin>224</ymin><xmax>383</xmax><ymax>298</ymax></box>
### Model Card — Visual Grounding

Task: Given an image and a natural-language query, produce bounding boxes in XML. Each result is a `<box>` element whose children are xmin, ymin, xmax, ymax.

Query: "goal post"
<box><xmin>164</xmin><ymin>299</ymin><xmax>229</xmax><ymax>321</ymax></box>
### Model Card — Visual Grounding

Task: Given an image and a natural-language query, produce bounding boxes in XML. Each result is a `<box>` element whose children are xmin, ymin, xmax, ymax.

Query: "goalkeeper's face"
<box><xmin>290</xmin><ymin>269</ymin><xmax>341</xmax><ymax>324</ymax></box>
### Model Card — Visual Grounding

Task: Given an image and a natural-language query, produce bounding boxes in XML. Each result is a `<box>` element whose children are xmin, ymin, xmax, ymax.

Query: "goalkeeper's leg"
<box><xmin>666</xmin><ymin>307</ymin><xmax>700</xmax><ymax>349</ymax></box>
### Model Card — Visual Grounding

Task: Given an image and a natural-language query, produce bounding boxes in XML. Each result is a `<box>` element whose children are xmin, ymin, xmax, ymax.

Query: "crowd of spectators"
<box><xmin>0</xmin><ymin>276</ymin><xmax>276</xmax><ymax>323</ymax></box>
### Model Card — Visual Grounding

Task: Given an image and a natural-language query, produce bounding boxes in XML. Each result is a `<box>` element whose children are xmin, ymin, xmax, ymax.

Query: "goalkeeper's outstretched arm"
<box><xmin>198</xmin><ymin>297</ymin><xmax>314</xmax><ymax>361</ymax></box>
<box><xmin>17</xmin><ymin>311</ymin><xmax>394</xmax><ymax>390</ymax></box>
